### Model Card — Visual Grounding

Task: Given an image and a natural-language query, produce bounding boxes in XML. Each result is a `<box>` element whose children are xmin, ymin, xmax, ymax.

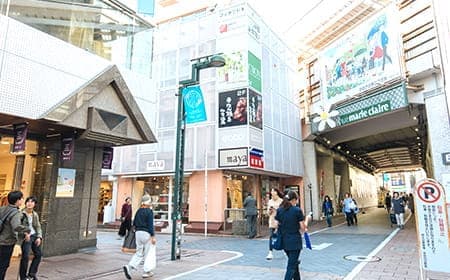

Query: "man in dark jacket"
<box><xmin>119</xmin><ymin>197</ymin><xmax>132</xmax><ymax>238</ymax></box>
<box><xmin>243</xmin><ymin>192</ymin><xmax>257</xmax><ymax>239</ymax></box>
<box><xmin>0</xmin><ymin>191</ymin><xmax>30</xmax><ymax>280</ymax></box>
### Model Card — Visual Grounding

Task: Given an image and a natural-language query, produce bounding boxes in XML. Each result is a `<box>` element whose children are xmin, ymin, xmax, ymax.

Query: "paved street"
<box><xmin>6</xmin><ymin>207</ymin><xmax>450</xmax><ymax>280</ymax></box>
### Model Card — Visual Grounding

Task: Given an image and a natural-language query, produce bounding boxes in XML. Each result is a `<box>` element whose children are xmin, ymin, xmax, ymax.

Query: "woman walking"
<box><xmin>123</xmin><ymin>195</ymin><xmax>156</xmax><ymax>279</ymax></box>
<box><xmin>266</xmin><ymin>188</ymin><xmax>283</xmax><ymax>260</ymax></box>
<box><xmin>275</xmin><ymin>190</ymin><xmax>307</xmax><ymax>280</ymax></box>
<box><xmin>321</xmin><ymin>195</ymin><xmax>334</xmax><ymax>227</ymax></box>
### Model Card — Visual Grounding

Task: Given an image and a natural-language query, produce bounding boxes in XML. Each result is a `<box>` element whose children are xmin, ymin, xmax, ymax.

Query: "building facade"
<box><xmin>111</xmin><ymin>2</ymin><xmax>304</xmax><ymax>233</ymax></box>
<box><xmin>0</xmin><ymin>0</ymin><xmax>156</xmax><ymax>255</ymax></box>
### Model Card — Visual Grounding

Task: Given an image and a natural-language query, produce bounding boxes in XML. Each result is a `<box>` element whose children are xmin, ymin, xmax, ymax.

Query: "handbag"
<box><xmin>271</xmin><ymin>229</ymin><xmax>283</xmax><ymax>250</ymax></box>
<box><xmin>122</xmin><ymin>227</ymin><xmax>136</xmax><ymax>253</ymax></box>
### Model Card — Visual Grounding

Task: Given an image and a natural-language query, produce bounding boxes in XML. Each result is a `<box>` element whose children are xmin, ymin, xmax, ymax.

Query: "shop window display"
<box><xmin>225</xmin><ymin>174</ymin><xmax>254</xmax><ymax>223</ymax></box>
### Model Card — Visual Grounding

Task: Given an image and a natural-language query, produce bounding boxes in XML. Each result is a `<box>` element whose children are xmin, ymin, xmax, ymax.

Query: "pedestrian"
<box><xmin>384</xmin><ymin>192</ymin><xmax>392</xmax><ymax>213</ymax></box>
<box><xmin>266</xmin><ymin>188</ymin><xmax>283</xmax><ymax>260</ymax></box>
<box><xmin>119</xmin><ymin>197</ymin><xmax>132</xmax><ymax>238</ymax></box>
<box><xmin>351</xmin><ymin>195</ymin><xmax>359</xmax><ymax>225</ymax></box>
<box><xmin>275</xmin><ymin>190</ymin><xmax>307</xmax><ymax>280</ymax></box>
<box><xmin>392</xmin><ymin>192</ymin><xmax>405</xmax><ymax>229</ymax></box>
<box><xmin>342</xmin><ymin>193</ymin><xmax>355</xmax><ymax>226</ymax></box>
<box><xmin>321</xmin><ymin>195</ymin><xmax>334</xmax><ymax>227</ymax></box>
<box><xmin>19</xmin><ymin>196</ymin><xmax>43</xmax><ymax>280</ymax></box>
<box><xmin>0</xmin><ymin>191</ymin><xmax>30</xmax><ymax>280</ymax></box>
<box><xmin>123</xmin><ymin>195</ymin><xmax>156</xmax><ymax>279</ymax></box>
<box><xmin>243</xmin><ymin>192</ymin><xmax>257</xmax><ymax>239</ymax></box>
<box><xmin>407</xmin><ymin>193</ymin><xmax>415</xmax><ymax>214</ymax></box>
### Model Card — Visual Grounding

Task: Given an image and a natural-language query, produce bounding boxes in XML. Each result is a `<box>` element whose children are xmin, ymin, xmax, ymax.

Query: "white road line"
<box><xmin>162</xmin><ymin>250</ymin><xmax>243</xmax><ymax>280</ymax></box>
<box><xmin>343</xmin><ymin>214</ymin><xmax>412</xmax><ymax>280</ymax></box>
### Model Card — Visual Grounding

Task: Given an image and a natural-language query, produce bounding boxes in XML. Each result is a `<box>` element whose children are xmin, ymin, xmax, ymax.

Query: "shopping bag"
<box><xmin>144</xmin><ymin>243</ymin><xmax>156</xmax><ymax>272</ymax></box>
<box><xmin>304</xmin><ymin>232</ymin><xmax>312</xmax><ymax>250</ymax></box>
<box><xmin>121</xmin><ymin>227</ymin><xmax>136</xmax><ymax>253</ymax></box>
<box><xmin>271</xmin><ymin>230</ymin><xmax>283</xmax><ymax>250</ymax></box>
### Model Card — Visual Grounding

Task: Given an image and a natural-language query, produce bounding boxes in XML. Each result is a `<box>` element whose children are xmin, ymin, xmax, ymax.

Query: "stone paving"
<box><xmin>4</xmin><ymin>208</ymin><xmax>450</xmax><ymax>280</ymax></box>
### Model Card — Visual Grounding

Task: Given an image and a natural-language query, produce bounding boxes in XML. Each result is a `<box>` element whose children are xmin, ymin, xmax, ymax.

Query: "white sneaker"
<box><xmin>123</xmin><ymin>265</ymin><xmax>132</xmax><ymax>279</ymax></box>
<box><xmin>266</xmin><ymin>251</ymin><xmax>273</xmax><ymax>260</ymax></box>
<box><xmin>142</xmin><ymin>271</ymin><xmax>154</xmax><ymax>278</ymax></box>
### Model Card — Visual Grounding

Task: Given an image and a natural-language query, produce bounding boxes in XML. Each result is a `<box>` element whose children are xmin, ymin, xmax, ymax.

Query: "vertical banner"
<box><xmin>61</xmin><ymin>135</ymin><xmax>75</xmax><ymax>161</ymax></box>
<box><xmin>102</xmin><ymin>147</ymin><xmax>114</xmax><ymax>169</ymax></box>
<box><xmin>13</xmin><ymin>123</ymin><xmax>28</xmax><ymax>153</ymax></box>
<box><xmin>183</xmin><ymin>85</ymin><xmax>207</xmax><ymax>124</ymax></box>
<box><xmin>248</xmin><ymin>89</ymin><xmax>262</xmax><ymax>129</ymax></box>
<box><xmin>248</xmin><ymin>51</ymin><xmax>262</xmax><ymax>92</ymax></box>
<box><xmin>414</xmin><ymin>179</ymin><xmax>450</xmax><ymax>273</ymax></box>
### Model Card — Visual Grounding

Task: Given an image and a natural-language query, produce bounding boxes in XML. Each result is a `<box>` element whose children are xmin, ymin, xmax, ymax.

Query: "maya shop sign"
<box><xmin>340</xmin><ymin>100</ymin><xmax>391</xmax><ymax>125</ymax></box>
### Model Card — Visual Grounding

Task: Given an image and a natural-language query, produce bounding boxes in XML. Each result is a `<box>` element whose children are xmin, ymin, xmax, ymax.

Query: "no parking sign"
<box><xmin>414</xmin><ymin>179</ymin><xmax>450</xmax><ymax>273</ymax></box>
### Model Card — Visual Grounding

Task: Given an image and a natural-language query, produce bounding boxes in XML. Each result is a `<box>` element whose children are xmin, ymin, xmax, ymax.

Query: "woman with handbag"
<box><xmin>275</xmin><ymin>190</ymin><xmax>307</xmax><ymax>280</ymax></box>
<box><xmin>266</xmin><ymin>188</ymin><xmax>283</xmax><ymax>260</ymax></box>
<box><xmin>118</xmin><ymin>197</ymin><xmax>132</xmax><ymax>238</ymax></box>
<box><xmin>123</xmin><ymin>195</ymin><xmax>156</xmax><ymax>279</ymax></box>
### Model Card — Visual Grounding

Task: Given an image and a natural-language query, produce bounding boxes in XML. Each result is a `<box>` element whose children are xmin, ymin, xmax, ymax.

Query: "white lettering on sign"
<box><xmin>414</xmin><ymin>179</ymin><xmax>450</xmax><ymax>273</ymax></box>
<box><xmin>146</xmin><ymin>160</ymin><xmax>165</xmax><ymax>171</ymax></box>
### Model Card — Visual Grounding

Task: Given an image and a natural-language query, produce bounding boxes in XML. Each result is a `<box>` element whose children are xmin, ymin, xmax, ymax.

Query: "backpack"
<box><xmin>0</xmin><ymin>206</ymin><xmax>17</xmax><ymax>233</ymax></box>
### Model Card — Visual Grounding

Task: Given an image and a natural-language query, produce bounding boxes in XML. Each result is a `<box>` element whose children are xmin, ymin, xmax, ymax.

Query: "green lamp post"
<box><xmin>171</xmin><ymin>54</ymin><xmax>225</xmax><ymax>260</ymax></box>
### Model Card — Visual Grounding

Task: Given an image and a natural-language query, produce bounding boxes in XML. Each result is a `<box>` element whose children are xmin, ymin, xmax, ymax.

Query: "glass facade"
<box><xmin>3</xmin><ymin>0</ymin><xmax>153</xmax><ymax>77</ymax></box>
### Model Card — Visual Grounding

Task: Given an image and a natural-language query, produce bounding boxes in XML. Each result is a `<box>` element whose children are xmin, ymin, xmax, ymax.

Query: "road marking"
<box><xmin>162</xmin><ymin>250</ymin><xmax>243</xmax><ymax>280</ymax></box>
<box><xmin>343</xmin><ymin>214</ymin><xmax>412</xmax><ymax>280</ymax></box>
<box><xmin>311</xmin><ymin>242</ymin><xmax>333</xmax><ymax>250</ymax></box>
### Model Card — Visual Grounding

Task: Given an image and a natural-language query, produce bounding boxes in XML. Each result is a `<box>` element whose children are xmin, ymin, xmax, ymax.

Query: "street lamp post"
<box><xmin>171</xmin><ymin>54</ymin><xmax>225</xmax><ymax>260</ymax></box>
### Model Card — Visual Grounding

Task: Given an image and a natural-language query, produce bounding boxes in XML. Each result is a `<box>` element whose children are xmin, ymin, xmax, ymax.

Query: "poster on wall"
<box><xmin>319</xmin><ymin>6</ymin><xmax>402</xmax><ymax>105</ymax></box>
<box><xmin>217</xmin><ymin>51</ymin><xmax>247</xmax><ymax>85</ymax></box>
<box><xmin>390</xmin><ymin>172</ymin><xmax>407</xmax><ymax>192</ymax></box>
<box><xmin>248</xmin><ymin>89</ymin><xmax>262</xmax><ymax>129</ymax></box>
<box><xmin>248</xmin><ymin>51</ymin><xmax>262</xmax><ymax>92</ymax></box>
<box><xmin>56</xmin><ymin>168</ymin><xmax>76</xmax><ymax>198</ymax></box>
<box><xmin>218</xmin><ymin>88</ymin><xmax>248</xmax><ymax>127</ymax></box>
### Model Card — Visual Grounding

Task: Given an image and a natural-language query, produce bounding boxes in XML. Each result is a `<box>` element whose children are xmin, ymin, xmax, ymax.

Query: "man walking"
<box><xmin>244</xmin><ymin>192</ymin><xmax>257</xmax><ymax>239</ymax></box>
<box><xmin>0</xmin><ymin>191</ymin><xmax>30</xmax><ymax>280</ymax></box>
<box><xmin>19</xmin><ymin>196</ymin><xmax>43</xmax><ymax>280</ymax></box>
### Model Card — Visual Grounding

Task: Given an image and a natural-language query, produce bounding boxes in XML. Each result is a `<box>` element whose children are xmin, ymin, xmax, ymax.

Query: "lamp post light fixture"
<box><xmin>171</xmin><ymin>54</ymin><xmax>225</xmax><ymax>261</ymax></box>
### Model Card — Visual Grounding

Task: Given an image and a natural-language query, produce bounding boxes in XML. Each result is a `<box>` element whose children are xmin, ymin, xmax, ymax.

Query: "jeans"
<box><xmin>325</xmin><ymin>214</ymin><xmax>332</xmax><ymax>227</ymax></box>
<box><xmin>345</xmin><ymin>211</ymin><xmax>354</xmax><ymax>225</ymax></box>
<box><xmin>395</xmin><ymin>213</ymin><xmax>404</xmax><ymax>226</ymax></box>
<box><xmin>0</xmin><ymin>244</ymin><xmax>15</xmax><ymax>280</ymax></box>
<box><xmin>20</xmin><ymin>235</ymin><xmax>42</xmax><ymax>279</ymax></box>
<box><xmin>268</xmin><ymin>228</ymin><xmax>275</xmax><ymax>250</ymax></box>
<box><xmin>246</xmin><ymin>215</ymin><xmax>257</xmax><ymax>238</ymax></box>
<box><xmin>284</xmin><ymin>249</ymin><xmax>301</xmax><ymax>280</ymax></box>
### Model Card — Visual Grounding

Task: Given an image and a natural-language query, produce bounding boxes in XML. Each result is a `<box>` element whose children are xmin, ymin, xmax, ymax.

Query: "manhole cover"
<box><xmin>343</xmin><ymin>255</ymin><xmax>382</xmax><ymax>262</ymax></box>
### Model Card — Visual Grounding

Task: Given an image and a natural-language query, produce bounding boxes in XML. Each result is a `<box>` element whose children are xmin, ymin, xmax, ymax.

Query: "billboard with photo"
<box><xmin>319</xmin><ymin>6</ymin><xmax>403</xmax><ymax>105</ymax></box>
<box><xmin>218</xmin><ymin>88</ymin><xmax>248</xmax><ymax>127</ymax></box>
<box><xmin>248</xmin><ymin>89</ymin><xmax>262</xmax><ymax>129</ymax></box>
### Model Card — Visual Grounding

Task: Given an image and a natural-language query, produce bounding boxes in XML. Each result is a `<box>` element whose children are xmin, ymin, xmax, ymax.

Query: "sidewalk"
<box><xmin>6</xmin><ymin>210</ymin><xmax>450</xmax><ymax>280</ymax></box>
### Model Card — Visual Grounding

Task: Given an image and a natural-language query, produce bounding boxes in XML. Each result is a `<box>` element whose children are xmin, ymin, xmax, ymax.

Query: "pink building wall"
<box><xmin>188</xmin><ymin>170</ymin><xmax>225</xmax><ymax>222</ymax></box>
<box><xmin>116</xmin><ymin>178</ymin><xmax>133</xmax><ymax>219</ymax></box>
<box><xmin>282</xmin><ymin>177</ymin><xmax>305</xmax><ymax>211</ymax></box>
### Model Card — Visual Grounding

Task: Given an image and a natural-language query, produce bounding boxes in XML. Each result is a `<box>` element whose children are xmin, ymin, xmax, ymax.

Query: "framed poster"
<box><xmin>56</xmin><ymin>168</ymin><xmax>76</xmax><ymax>198</ymax></box>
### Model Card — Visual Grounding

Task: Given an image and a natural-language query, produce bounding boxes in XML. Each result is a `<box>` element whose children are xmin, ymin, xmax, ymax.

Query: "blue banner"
<box><xmin>183</xmin><ymin>85</ymin><xmax>207</xmax><ymax>124</ymax></box>
<box><xmin>138</xmin><ymin>0</ymin><xmax>155</xmax><ymax>15</ymax></box>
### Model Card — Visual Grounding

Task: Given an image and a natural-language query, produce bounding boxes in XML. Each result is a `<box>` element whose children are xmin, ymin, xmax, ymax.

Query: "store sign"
<box><xmin>218</xmin><ymin>127</ymin><xmax>248</xmax><ymax>149</ymax></box>
<box><xmin>248</xmin><ymin>51</ymin><xmax>262</xmax><ymax>92</ymax></box>
<box><xmin>249</xmin><ymin>148</ymin><xmax>264</xmax><ymax>168</ymax></box>
<box><xmin>61</xmin><ymin>135</ymin><xmax>75</xmax><ymax>161</ymax></box>
<box><xmin>102</xmin><ymin>147</ymin><xmax>114</xmax><ymax>169</ymax></box>
<box><xmin>414</xmin><ymin>179</ymin><xmax>450</xmax><ymax>273</ymax></box>
<box><xmin>218</xmin><ymin>148</ymin><xmax>248</xmax><ymax>168</ymax></box>
<box><xmin>146</xmin><ymin>160</ymin><xmax>165</xmax><ymax>171</ymax></box>
<box><xmin>340</xmin><ymin>100</ymin><xmax>391</xmax><ymax>125</ymax></box>
<box><xmin>442</xmin><ymin>152</ymin><xmax>450</xmax><ymax>165</ymax></box>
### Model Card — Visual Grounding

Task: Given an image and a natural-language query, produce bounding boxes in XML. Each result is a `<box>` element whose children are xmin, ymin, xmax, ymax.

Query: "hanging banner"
<box><xmin>12</xmin><ymin>123</ymin><xmax>28</xmax><ymax>153</ymax></box>
<box><xmin>248</xmin><ymin>89</ymin><xmax>262</xmax><ymax>129</ymax></box>
<box><xmin>61</xmin><ymin>135</ymin><xmax>75</xmax><ymax>161</ymax></box>
<box><xmin>102</xmin><ymin>147</ymin><xmax>114</xmax><ymax>169</ymax></box>
<box><xmin>183</xmin><ymin>85</ymin><xmax>207</xmax><ymax>124</ymax></box>
<box><xmin>414</xmin><ymin>179</ymin><xmax>450</xmax><ymax>273</ymax></box>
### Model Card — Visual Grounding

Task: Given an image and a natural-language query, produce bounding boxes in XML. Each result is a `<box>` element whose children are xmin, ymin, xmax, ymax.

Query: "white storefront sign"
<box><xmin>218</xmin><ymin>147</ymin><xmax>248</xmax><ymax>168</ymax></box>
<box><xmin>146</xmin><ymin>160</ymin><xmax>165</xmax><ymax>171</ymax></box>
<box><xmin>414</xmin><ymin>178</ymin><xmax>450</xmax><ymax>273</ymax></box>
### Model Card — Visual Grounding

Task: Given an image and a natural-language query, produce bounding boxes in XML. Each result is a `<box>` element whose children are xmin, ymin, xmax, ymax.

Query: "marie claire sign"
<box><xmin>146</xmin><ymin>160</ymin><xmax>165</xmax><ymax>171</ymax></box>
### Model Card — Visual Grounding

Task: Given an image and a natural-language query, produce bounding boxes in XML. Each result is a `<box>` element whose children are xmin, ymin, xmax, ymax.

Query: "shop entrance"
<box><xmin>0</xmin><ymin>137</ymin><xmax>38</xmax><ymax>205</ymax></box>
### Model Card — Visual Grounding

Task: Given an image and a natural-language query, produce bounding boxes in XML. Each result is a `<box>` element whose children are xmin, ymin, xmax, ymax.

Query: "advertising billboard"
<box><xmin>319</xmin><ymin>6</ymin><xmax>402</xmax><ymax>105</ymax></box>
<box><xmin>218</xmin><ymin>88</ymin><xmax>248</xmax><ymax>127</ymax></box>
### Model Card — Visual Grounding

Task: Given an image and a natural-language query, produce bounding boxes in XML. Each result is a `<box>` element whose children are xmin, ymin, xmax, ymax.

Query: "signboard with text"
<box><xmin>414</xmin><ymin>179</ymin><xmax>450</xmax><ymax>273</ymax></box>
<box><xmin>218</xmin><ymin>148</ymin><xmax>248</xmax><ymax>168</ymax></box>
